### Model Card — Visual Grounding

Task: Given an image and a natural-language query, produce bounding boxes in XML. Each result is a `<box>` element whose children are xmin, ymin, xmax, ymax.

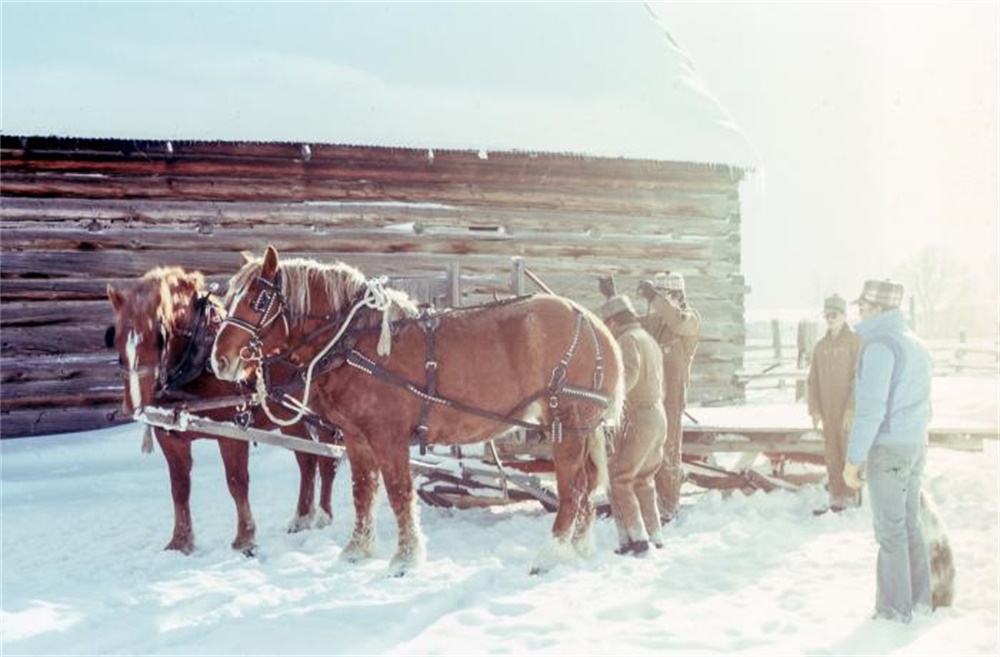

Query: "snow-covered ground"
<box><xmin>2</xmin><ymin>377</ymin><xmax>997</xmax><ymax>656</ymax></box>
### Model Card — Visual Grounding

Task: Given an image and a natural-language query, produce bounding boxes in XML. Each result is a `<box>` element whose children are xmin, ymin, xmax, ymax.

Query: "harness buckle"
<box><xmin>425</xmin><ymin>360</ymin><xmax>438</xmax><ymax>370</ymax></box>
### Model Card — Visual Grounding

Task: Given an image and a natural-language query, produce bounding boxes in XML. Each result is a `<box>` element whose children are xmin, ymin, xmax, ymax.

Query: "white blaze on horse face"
<box><xmin>126</xmin><ymin>329</ymin><xmax>143</xmax><ymax>415</ymax></box>
<box><xmin>211</xmin><ymin>288</ymin><xmax>248</xmax><ymax>380</ymax></box>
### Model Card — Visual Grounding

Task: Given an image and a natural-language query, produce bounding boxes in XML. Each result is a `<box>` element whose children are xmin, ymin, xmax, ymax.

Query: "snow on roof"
<box><xmin>1</xmin><ymin>3</ymin><xmax>756</xmax><ymax>168</ymax></box>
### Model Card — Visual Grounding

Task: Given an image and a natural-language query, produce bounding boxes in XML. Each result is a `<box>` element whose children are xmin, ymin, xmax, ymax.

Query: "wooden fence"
<box><xmin>738</xmin><ymin>320</ymin><xmax>1000</xmax><ymax>398</ymax></box>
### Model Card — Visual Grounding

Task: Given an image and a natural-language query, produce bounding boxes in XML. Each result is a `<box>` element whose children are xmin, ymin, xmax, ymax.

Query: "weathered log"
<box><xmin>0</xmin><ymin>405</ymin><xmax>128</xmax><ymax>438</ymax></box>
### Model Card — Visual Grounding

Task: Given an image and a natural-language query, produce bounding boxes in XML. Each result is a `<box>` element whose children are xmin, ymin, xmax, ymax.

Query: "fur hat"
<box><xmin>854</xmin><ymin>279</ymin><xmax>904</xmax><ymax>308</ymax></box>
<box><xmin>824</xmin><ymin>294</ymin><xmax>846</xmax><ymax>314</ymax></box>
<box><xmin>653</xmin><ymin>271</ymin><xmax>685</xmax><ymax>293</ymax></box>
<box><xmin>597</xmin><ymin>294</ymin><xmax>636</xmax><ymax>320</ymax></box>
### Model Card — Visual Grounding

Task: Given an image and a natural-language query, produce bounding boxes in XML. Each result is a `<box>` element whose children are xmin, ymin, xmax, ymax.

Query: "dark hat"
<box><xmin>597</xmin><ymin>294</ymin><xmax>636</xmax><ymax>320</ymax></box>
<box><xmin>854</xmin><ymin>279</ymin><xmax>904</xmax><ymax>308</ymax></box>
<box><xmin>824</xmin><ymin>294</ymin><xmax>846</xmax><ymax>314</ymax></box>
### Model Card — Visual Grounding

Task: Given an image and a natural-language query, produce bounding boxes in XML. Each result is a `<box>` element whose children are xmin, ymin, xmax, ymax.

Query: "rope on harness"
<box><xmin>256</xmin><ymin>277</ymin><xmax>393</xmax><ymax>427</ymax></box>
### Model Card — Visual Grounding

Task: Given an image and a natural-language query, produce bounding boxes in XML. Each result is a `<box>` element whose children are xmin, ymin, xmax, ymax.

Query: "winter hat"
<box><xmin>854</xmin><ymin>279</ymin><xmax>904</xmax><ymax>308</ymax></box>
<box><xmin>653</xmin><ymin>271</ymin><xmax>685</xmax><ymax>293</ymax></box>
<box><xmin>597</xmin><ymin>294</ymin><xmax>636</xmax><ymax>321</ymax></box>
<box><xmin>823</xmin><ymin>294</ymin><xmax>846</xmax><ymax>314</ymax></box>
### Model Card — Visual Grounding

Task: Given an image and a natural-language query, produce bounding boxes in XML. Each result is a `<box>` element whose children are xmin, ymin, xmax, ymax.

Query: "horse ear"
<box><xmin>262</xmin><ymin>245</ymin><xmax>279</xmax><ymax>278</ymax></box>
<box><xmin>107</xmin><ymin>284</ymin><xmax>124</xmax><ymax>311</ymax></box>
<box><xmin>240</xmin><ymin>251</ymin><xmax>255</xmax><ymax>264</ymax></box>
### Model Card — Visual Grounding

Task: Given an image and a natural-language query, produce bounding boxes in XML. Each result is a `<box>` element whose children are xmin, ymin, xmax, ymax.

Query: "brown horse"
<box><xmin>106</xmin><ymin>266</ymin><xmax>339</xmax><ymax>555</ymax></box>
<box><xmin>210</xmin><ymin>246</ymin><xmax>624</xmax><ymax>574</ymax></box>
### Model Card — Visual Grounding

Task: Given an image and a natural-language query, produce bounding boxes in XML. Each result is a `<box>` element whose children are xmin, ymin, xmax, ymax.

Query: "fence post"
<box><xmin>796</xmin><ymin>320</ymin><xmax>818</xmax><ymax>402</ymax></box>
<box><xmin>510</xmin><ymin>257</ymin><xmax>526</xmax><ymax>296</ymax></box>
<box><xmin>447</xmin><ymin>262</ymin><xmax>461</xmax><ymax>308</ymax></box>
<box><xmin>956</xmin><ymin>330</ymin><xmax>967</xmax><ymax>373</ymax></box>
<box><xmin>771</xmin><ymin>319</ymin><xmax>782</xmax><ymax>360</ymax></box>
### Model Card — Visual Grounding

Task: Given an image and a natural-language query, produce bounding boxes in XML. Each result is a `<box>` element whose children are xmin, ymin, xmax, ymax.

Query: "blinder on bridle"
<box><xmin>220</xmin><ymin>270</ymin><xmax>285</xmax><ymax>362</ymax></box>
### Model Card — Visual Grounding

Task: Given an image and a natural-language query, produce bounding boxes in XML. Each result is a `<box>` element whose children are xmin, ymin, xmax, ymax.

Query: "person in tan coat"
<box><xmin>597</xmin><ymin>294</ymin><xmax>667</xmax><ymax>556</ymax></box>
<box><xmin>807</xmin><ymin>293</ymin><xmax>864</xmax><ymax>513</ymax></box>
<box><xmin>637</xmin><ymin>271</ymin><xmax>701</xmax><ymax>523</ymax></box>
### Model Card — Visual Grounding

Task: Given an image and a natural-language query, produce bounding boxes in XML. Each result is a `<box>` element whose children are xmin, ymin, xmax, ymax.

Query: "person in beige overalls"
<box><xmin>597</xmin><ymin>294</ymin><xmax>667</xmax><ymax>556</ymax></box>
<box><xmin>807</xmin><ymin>293</ymin><xmax>863</xmax><ymax>513</ymax></box>
<box><xmin>637</xmin><ymin>271</ymin><xmax>701</xmax><ymax>523</ymax></box>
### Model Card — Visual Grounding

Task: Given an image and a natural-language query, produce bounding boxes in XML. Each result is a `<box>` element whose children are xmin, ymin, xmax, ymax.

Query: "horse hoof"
<box><xmin>241</xmin><ymin>547</ymin><xmax>256</xmax><ymax>558</ymax></box>
<box><xmin>287</xmin><ymin>514</ymin><xmax>313</xmax><ymax>533</ymax></box>
<box><xmin>314</xmin><ymin>510</ymin><xmax>333</xmax><ymax>529</ymax></box>
<box><xmin>164</xmin><ymin>539</ymin><xmax>194</xmax><ymax>555</ymax></box>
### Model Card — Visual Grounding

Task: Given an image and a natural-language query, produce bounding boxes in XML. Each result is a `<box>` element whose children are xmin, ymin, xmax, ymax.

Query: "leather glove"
<box><xmin>811</xmin><ymin>413</ymin><xmax>822</xmax><ymax>430</ymax></box>
<box><xmin>598</xmin><ymin>275</ymin><xmax>617</xmax><ymax>299</ymax></box>
<box><xmin>843</xmin><ymin>461</ymin><xmax>864</xmax><ymax>489</ymax></box>
<box><xmin>637</xmin><ymin>280</ymin><xmax>656</xmax><ymax>302</ymax></box>
<box><xmin>842</xmin><ymin>410</ymin><xmax>854</xmax><ymax>433</ymax></box>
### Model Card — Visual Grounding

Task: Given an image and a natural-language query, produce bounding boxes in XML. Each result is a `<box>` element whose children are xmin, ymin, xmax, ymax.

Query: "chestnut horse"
<box><xmin>211</xmin><ymin>246</ymin><xmax>624</xmax><ymax>574</ymax></box>
<box><xmin>106</xmin><ymin>266</ymin><xmax>339</xmax><ymax>555</ymax></box>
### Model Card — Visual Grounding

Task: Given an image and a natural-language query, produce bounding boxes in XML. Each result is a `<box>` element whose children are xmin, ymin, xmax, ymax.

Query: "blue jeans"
<box><xmin>867</xmin><ymin>444</ymin><xmax>932</xmax><ymax>621</ymax></box>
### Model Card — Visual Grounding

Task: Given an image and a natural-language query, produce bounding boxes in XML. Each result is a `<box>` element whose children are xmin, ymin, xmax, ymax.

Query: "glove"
<box><xmin>842</xmin><ymin>410</ymin><xmax>854</xmax><ymax>433</ymax></box>
<box><xmin>843</xmin><ymin>461</ymin><xmax>864</xmax><ymax>489</ymax></box>
<box><xmin>811</xmin><ymin>414</ymin><xmax>822</xmax><ymax>430</ymax></box>
<box><xmin>598</xmin><ymin>275</ymin><xmax>617</xmax><ymax>299</ymax></box>
<box><xmin>637</xmin><ymin>280</ymin><xmax>656</xmax><ymax>302</ymax></box>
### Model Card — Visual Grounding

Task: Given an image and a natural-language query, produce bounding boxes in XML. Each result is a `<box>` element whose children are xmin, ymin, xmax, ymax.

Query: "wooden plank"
<box><xmin>0</xmin><ymin>225</ymin><xmax>728</xmax><ymax>262</ymax></box>
<box><xmin>140</xmin><ymin>406</ymin><xmax>346</xmax><ymax>459</ymax></box>
<box><xmin>2</xmin><ymin>138</ymin><xmax>745</xmax><ymax>185</ymax></box>
<box><xmin>0</xmin><ymin>249</ymin><xmax>730</xmax><ymax>279</ymax></box>
<box><xmin>0</xmin><ymin>299</ymin><xmax>114</xmax><ymax>327</ymax></box>
<box><xmin>1</xmin><ymin>353</ymin><xmax>118</xmax><ymax>384</ymax></box>
<box><xmin>0</xmin><ymin>197</ymin><xmax>741</xmax><ymax>238</ymax></box>
<box><xmin>1</xmin><ymin>324</ymin><xmax>110</xmax><ymax>357</ymax></box>
<box><xmin>0</xmin><ymin>404</ymin><xmax>128</xmax><ymax>438</ymax></box>
<box><xmin>0</xmin><ymin>377</ymin><xmax>123</xmax><ymax>409</ymax></box>
<box><xmin>0</xmin><ymin>172</ymin><xmax>739</xmax><ymax>217</ymax></box>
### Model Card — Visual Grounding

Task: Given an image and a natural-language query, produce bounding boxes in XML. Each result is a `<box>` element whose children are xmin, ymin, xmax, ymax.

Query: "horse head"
<box><xmin>211</xmin><ymin>245</ymin><xmax>289</xmax><ymax>382</ymax></box>
<box><xmin>105</xmin><ymin>267</ymin><xmax>207</xmax><ymax>415</ymax></box>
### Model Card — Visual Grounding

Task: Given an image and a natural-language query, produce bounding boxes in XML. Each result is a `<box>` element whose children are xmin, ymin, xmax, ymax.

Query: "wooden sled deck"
<box><xmin>140</xmin><ymin>405</ymin><xmax>995</xmax><ymax>509</ymax></box>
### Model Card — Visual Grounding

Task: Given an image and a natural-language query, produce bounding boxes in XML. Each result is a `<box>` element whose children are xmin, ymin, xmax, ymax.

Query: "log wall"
<box><xmin>0</xmin><ymin>136</ymin><xmax>749</xmax><ymax>438</ymax></box>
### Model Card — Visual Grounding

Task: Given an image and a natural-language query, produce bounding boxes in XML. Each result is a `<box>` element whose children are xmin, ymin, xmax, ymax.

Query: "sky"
<box><xmin>2</xmin><ymin>377</ymin><xmax>998</xmax><ymax>656</ymax></box>
<box><xmin>653</xmin><ymin>2</ymin><xmax>999</xmax><ymax>310</ymax></box>
<box><xmin>0</xmin><ymin>2</ymin><xmax>997</xmax><ymax>312</ymax></box>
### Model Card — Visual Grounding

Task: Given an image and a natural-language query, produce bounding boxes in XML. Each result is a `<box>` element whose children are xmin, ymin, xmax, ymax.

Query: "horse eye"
<box><xmin>104</xmin><ymin>326</ymin><xmax>116</xmax><ymax>348</ymax></box>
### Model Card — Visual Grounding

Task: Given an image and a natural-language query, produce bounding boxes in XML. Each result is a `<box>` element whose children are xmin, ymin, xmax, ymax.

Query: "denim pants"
<box><xmin>867</xmin><ymin>444</ymin><xmax>932</xmax><ymax>621</ymax></box>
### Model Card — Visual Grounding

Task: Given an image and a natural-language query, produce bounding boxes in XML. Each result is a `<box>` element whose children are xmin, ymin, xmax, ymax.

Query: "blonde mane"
<box><xmin>225</xmin><ymin>256</ymin><xmax>419</xmax><ymax>324</ymax></box>
<box><xmin>141</xmin><ymin>266</ymin><xmax>206</xmax><ymax>336</ymax></box>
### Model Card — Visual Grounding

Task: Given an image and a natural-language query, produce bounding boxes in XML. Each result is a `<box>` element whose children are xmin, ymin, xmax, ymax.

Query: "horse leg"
<box><xmin>216</xmin><ymin>438</ymin><xmax>257</xmax><ymax>554</ymax></box>
<box><xmin>288</xmin><ymin>452</ymin><xmax>317</xmax><ymax>533</ymax></box>
<box><xmin>341</xmin><ymin>441</ymin><xmax>379</xmax><ymax>563</ymax></box>
<box><xmin>382</xmin><ymin>448</ymin><xmax>426</xmax><ymax>576</ymax></box>
<box><xmin>316</xmin><ymin>455</ymin><xmax>338</xmax><ymax>529</ymax></box>
<box><xmin>531</xmin><ymin>419</ymin><xmax>595</xmax><ymax>574</ymax></box>
<box><xmin>157</xmin><ymin>430</ymin><xmax>195</xmax><ymax>554</ymax></box>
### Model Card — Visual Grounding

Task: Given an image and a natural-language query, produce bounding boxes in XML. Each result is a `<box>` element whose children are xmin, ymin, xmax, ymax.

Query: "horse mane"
<box><xmin>226</xmin><ymin>256</ymin><xmax>419</xmax><ymax>324</ymax></box>
<box><xmin>141</xmin><ymin>266</ymin><xmax>206</xmax><ymax>336</ymax></box>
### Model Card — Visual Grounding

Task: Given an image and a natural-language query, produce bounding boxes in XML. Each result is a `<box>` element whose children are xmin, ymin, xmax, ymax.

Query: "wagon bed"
<box><xmin>140</xmin><ymin>405</ymin><xmax>993</xmax><ymax>509</ymax></box>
